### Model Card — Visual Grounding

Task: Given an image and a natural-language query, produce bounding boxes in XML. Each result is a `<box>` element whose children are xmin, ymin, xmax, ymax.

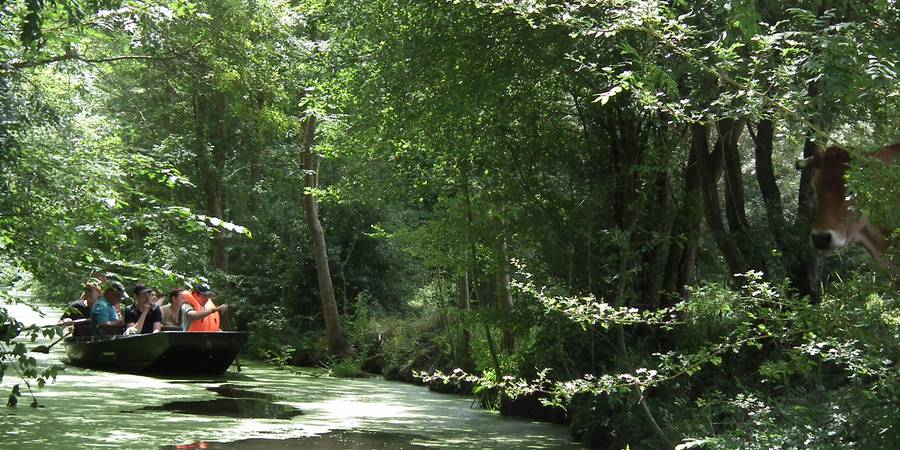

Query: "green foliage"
<box><xmin>417</xmin><ymin>267</ymin><xmax>900</xmax><ymax>448</ymax></box>
<box><xmin>238</xmin><ymin>301</ymin><xmax>305</xmax><ymax>364</ymax></box>
<box><xmin>1</xmin><ymin>0</ymin><xmax>899</xmax><ymax>447</ymax></box>
<box><xmin>328</xmin><ymin>358</ymin><xmax>366</xmax><ymax>378</ymax></box>
<box><xmin>0</xmin><ymin>269</ymin><xmax>62</xmax><ymax>407</ymax></box>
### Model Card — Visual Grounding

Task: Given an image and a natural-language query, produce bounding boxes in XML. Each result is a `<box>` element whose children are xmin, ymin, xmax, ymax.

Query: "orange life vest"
<box><xmin>183</xmin><ymin>292</ymin><xmax>221</xmax><ymax>332</ymax></box>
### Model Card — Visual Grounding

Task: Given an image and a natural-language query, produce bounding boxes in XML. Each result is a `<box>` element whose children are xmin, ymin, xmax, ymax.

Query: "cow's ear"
<box><xmin>795</xmin><ymin>157</ymin><xmax>814</xmax><ymax>170</ymax></box>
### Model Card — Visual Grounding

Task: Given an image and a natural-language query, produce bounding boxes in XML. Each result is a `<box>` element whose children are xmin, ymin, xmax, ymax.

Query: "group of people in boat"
<box><xmin>59</xmin><ymin>273</ymin><xmax>230</xmax><ymax>336</ymax></box>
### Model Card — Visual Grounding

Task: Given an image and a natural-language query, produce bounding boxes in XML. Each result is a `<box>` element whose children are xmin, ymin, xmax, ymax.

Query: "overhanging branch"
<box><xmin>4</xmin><ymin>43</ymin><xmax>201</xmax><ymax>71</ymax></box>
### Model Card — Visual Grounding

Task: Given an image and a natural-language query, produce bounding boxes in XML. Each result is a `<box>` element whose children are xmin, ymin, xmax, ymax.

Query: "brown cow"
<box><xmin>795</xmin><ymin>143</ymin><xmax>900</xmax><ymax>266</ymax></box>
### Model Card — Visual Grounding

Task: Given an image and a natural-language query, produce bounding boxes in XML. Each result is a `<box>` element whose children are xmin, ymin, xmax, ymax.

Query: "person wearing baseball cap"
<box><xmin>181</xmin><ymin>283</ymin><xmax>228</xmax><ymax>332</ymax></box>
<box><xmin>123</xmin><ymin>284</ymin><xmax>163</xmax><ymax>335</ymax></box>
<box><xmin>90</xmin><ymin>281</ymin><xmax>128</xmax><ymax>335</ymax></box>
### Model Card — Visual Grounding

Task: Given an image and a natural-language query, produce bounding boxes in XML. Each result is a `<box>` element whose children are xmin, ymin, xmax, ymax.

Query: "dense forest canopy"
<box><xmin>1</xmin><ymin>0</ymin><xmax>899</xmax><ymax>448</ymax></box>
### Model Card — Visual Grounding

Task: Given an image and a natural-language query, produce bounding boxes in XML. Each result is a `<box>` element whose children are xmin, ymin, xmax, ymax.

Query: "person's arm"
<box><xmin>59</xmin><ymin>307</ymin><xmax>73</xmax><ymax>324</ymax></box>
<box><xmin>151</xmin><ymin>307</ymin><xmax>163</xmax><ymax>333</ymax></box>
<box><xmin>127</xmin><ymin>308</ymin><xmax>149</xmax><ymax>335</ymax></box>
<box><xmin>59</xmin><ymin>303</ymin><xmax>83</xmax><ymax>325</ymax></box>
<box><xmin>186</xmin><ymin>304</ymin><xmax>228</xmax><ymax>320</ymax></box>
<box><xmin>98</xmin><ymin>304</ymin><xmax>124</xmax><ymax>331</ymax></box>
<box><xmin>99</xmin><ymin>318</ymin><xmax>124</xmax><ymax>333</ymax></box>
<box><xmin>123</xmin><ymin>309</ymin><xmax>136</xmax><ymax>329</ymax></box>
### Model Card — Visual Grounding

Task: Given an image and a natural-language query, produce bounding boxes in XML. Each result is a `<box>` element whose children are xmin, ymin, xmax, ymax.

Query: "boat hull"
<box><xmin>63</xmin><ymin>331</ymin><xmax>250</xmax><ymax>375</ymax></box>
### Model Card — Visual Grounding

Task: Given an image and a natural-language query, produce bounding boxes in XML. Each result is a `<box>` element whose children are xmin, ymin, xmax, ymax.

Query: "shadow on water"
<box><xmin>129</xmin><ymin>382</ymin><xmax>298</xmax><ymax>419</ymax></box>
<box><xmin>207</xmin><ymin>383</ymin><xmax>275</xmax><ymax>400</ymax></box>
<box><xmin>131</xmin><ymin>398</ymin><xmax>302</xmax><ymax>419</ymax></box>
<box><xmin>162</xmin><ymin>430</ymin><xmax>436</xmax><ymax>450</ymax></box>
<box><xmin>158</xmin><ymin>372</ymin><xmax>257</xmax><ymax>383</ymax></box>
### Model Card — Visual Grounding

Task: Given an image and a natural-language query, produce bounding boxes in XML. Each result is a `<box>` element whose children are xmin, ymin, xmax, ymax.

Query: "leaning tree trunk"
<box><xmin>300</xmin><ymin>113</ymin><xmax>350</xmax><ymax>356</ymax></box>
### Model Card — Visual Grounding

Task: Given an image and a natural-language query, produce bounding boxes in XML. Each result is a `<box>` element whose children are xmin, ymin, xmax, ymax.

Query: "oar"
<box><xmin>20</xmin><ymin>318</ymin><xmax>88</xmax><ymax>333</ymax></box>
<box><xmin>31</xmin><ymin>329</ymin><xmax>72</xmax><ymax>354</ymax></box>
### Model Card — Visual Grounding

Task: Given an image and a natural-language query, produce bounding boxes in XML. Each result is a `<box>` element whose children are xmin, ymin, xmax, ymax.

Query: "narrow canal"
<box><xmin>1</xmin><ymin>301</ymin><xmax>582</xmax><ymax>449</ymax></box>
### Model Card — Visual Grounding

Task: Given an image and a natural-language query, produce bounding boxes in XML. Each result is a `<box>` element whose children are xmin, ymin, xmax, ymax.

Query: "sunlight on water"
<box><xmin>0</xmin><ymin>301</ymin><xmax>581</xmax><ymax>449</ymax></box>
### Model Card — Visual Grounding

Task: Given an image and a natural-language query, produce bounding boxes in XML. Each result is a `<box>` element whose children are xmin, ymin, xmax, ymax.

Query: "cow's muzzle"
<box><xmin>811</xmin><ymin>230</ymin><xmax>844</xmax><ymax>250</ymax></box>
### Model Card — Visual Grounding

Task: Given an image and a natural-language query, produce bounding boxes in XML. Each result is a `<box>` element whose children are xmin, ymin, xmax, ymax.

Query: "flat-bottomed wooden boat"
<box><xmin>63</xmin><ymin>331</ymin><xmax>250</xmax><ymax>375</ymax></box>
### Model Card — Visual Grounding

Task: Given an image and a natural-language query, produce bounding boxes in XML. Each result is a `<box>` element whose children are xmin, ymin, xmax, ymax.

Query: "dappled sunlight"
<box><xmin>0</xmin><ymin>305</ymin><xmax>580</xmax><ymax>449</ymax></box>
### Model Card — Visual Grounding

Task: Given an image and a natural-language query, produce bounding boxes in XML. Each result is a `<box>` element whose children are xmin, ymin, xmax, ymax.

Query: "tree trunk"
<box><xmin>720</xmin><ymin>118</ymin><xmax>748</xmax><ymax>235</ymax></box>
<box><xmin>664</xmin><ymin>122</ymin><xmax>729</xmax><ymax>299</ymax></box>
<box><xmin>300</xmin><ymin>113</ymin><xmax>350</xmax><ymax>356</ymax></box>
<box><xmin>750</xmin><ymin>118</ymin><xmax>821</xmax><ymax>299</ymax></box>
<box><xmin>720</xmin><ymin>118</ymin><xmax>760</xmax><ymax>272</ymax></box>
<box><xmin>459</xmin><ymin>153</ymin><xmax>502</xmax><ymax>374</ymax></box>
<box><xmin>751</xmin><ymin>119</ymin><xmax>788</xmax><ymax>251</ymax></box>
<box><xmin>496</xmin><ymin>236</ymin><xmax>515</xmax><ymax>353</ymax></box>
<box><xmin>457</xmin><ymin>273</ymin><xmax>474</xmax><ymax>370</ymax></box>
<box><xmin>193</xmin><ymin>93</ymin><xmax>228</xmax><ymax>270</ymax></box>
<box><xmin>209</xmin><ymin>93</ymin><xmax>229</xmax><ymax>271</ymax></box>
<box><xmin>794</xmin><ymin>136</ymin><xmax>824</xmax><ymax>302</ymax></box>
<box><xmin>247</xmin><ymin>91</ymin><xmax>266</xmax><ymax>213</ymax></box>
<box><xmin>641</xmin><ymin>170</ymin><xmax>672</xmax><ymax>309</ymax></box>
<box><xmin>692</xmin><ymin>123</ymin><xmax>747</xmax><ymax>278</ymax></box>
<box><xmin>605</xmin><ymin>106</ymin><xmax>642</xmax><ymax>230</ymax></box>
<box><xmin>790</xmin><ymin>73</ymin><xmax>826</xmax><ymax>302</ymax></box>
<box><xmin>664</xmin><ymin>146</ymin><xmax>703</xmax><ymax>300</ymax></box>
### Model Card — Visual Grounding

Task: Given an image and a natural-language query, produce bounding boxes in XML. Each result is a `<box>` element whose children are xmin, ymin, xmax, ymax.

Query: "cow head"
<box><xmin>795</xmin><ymin>145</ymin><xmax>868</xmax><ymax>251</ymax></box>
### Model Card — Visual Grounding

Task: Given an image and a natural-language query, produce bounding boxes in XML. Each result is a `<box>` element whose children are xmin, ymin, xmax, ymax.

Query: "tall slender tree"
<box><xmin>300</xmin><ymin>110</ymin><xmax>351</xmax><ymax>356</ymax></box>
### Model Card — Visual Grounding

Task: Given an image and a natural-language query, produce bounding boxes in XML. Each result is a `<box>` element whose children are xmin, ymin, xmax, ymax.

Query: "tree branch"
<box><xmin>5</xmin><ymin>44</ymin><xmax>201</xmax><ymax>71</ymax></box>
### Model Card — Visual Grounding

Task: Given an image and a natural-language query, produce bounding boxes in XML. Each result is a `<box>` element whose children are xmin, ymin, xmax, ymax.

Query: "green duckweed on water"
<box><xmin>1</xmin><ymin>302</ymin><xmax>582</xmax><ymax>449</ymax></box>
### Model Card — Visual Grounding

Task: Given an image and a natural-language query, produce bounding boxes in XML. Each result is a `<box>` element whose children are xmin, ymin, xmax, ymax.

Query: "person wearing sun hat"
<box><xmin>59</xmin><ymin>278</ymin><xmax>102</xmax><ymax>325</ymax></box>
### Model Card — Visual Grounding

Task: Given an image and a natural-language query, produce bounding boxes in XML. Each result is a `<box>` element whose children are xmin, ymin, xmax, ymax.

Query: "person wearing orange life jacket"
<box><xmin>182</xmin><ymin>284</ymin><xmax>228</xmax><ymax>332</ymax></box>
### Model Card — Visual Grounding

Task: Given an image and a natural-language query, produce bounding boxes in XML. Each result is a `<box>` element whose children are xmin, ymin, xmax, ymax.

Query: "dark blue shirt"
<box><xmin>124</xmin><ymin>303</ymin><xmax>163</xmax><ymax>334</ymax></box>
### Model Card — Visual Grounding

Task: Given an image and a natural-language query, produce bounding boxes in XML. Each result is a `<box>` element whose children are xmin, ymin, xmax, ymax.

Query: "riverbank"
<box><xmin>279</xmin><ymin>315</ymin><xmax>574</xmax><ymax>429</ymax></box>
